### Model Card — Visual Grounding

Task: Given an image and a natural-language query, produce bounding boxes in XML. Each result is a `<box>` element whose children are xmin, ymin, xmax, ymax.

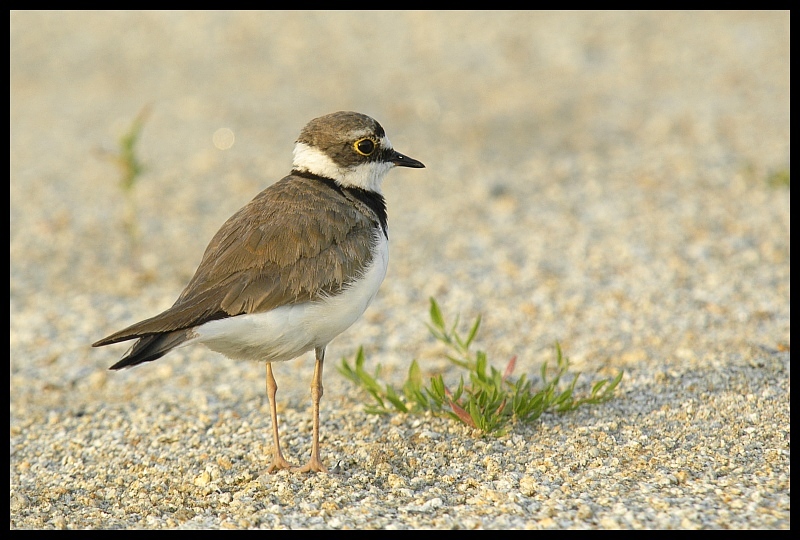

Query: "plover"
<box><xmin>93</xmin><ymin>111</ymin><xmax>424</xmax><ymax>473</ymax></box>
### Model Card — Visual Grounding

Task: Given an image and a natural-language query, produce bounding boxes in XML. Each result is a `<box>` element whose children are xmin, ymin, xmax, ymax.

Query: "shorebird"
<box><xmin>93</xmin><ymin>111</ymin><xmax>424</xmax><ymax>473</ymax></box>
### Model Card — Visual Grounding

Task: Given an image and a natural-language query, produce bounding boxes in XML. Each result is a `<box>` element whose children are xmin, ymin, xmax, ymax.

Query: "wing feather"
<box><xmin>92</xmin><ymin>174</ymin><xmax>378</xmax><ymax>347</ymax></box>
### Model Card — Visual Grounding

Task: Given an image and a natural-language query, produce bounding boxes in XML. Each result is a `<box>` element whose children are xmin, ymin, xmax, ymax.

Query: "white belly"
<box><xmin>191</xmin><ymin>234</ymin><xmax>388</xmax><ymax>363</ymax></box>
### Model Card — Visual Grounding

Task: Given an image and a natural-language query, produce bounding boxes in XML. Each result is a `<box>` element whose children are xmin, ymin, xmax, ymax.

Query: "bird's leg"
<box><xmin>294</xmin><ymin>346</ymin><xmax>328</xmax><ymax>473</ymax></box>
<box><xmin>265</xmin><ymin>362</ymin><xmax>293</xmax><ymax>473</ymax></box>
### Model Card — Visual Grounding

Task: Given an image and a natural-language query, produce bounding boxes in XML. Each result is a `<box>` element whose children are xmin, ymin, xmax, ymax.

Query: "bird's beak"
<box><xmin>390</xmin><ymin>150</ymin><xmax>425</xmax><ymax>169</ymax></box>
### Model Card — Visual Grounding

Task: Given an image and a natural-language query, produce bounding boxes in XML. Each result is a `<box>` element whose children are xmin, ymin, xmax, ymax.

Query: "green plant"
<box><xmin>339</xmin><ymin>298</ymin><xmax>623</xmax><ymax>435</ymax></box>
<box><xmin>114</xmin><ymin>105</ymin><xmax>151</xmax><ymax>194</ymax></box>
<box><xmin>767</xmin><ymin>167</ymin><xmax>790</xmax><ymax>188</ymax></box>
<box><xmin>98</xmin><ymin>105</ymin><xmax>151</xmax><ymax>270</ymax></box>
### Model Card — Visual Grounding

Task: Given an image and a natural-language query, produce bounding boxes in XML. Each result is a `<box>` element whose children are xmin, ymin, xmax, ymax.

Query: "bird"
<box><xmin>93</xmin><ymin>111</ymin><xmax>425</xmax><ymax>473</ymax></box>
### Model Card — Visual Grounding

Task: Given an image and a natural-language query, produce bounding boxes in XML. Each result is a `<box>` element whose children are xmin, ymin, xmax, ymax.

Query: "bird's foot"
<box><xmin>293</xmin><ymin>457</ymin><xmax>327</xmax><ymax>474</ymax></box>
<box><xmin>266</xmin><ymin>455</ymin><xmax>294</xmax><ymax>474</ymax></box>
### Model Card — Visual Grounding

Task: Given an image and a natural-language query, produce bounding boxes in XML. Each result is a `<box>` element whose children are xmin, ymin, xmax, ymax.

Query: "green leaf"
<box><xmin>465</xmin><ymin>315</ymin><xmax>481</xmax><ymax>349</ymax></box>
<box><xmin>385</xmin><ymin>385</ymin><xmax>408</xmax><ymax>413</ymax></box>
<box><xmin>429</xmin><ymin>297</ymin><xmax>446</xmax><ymax>330</ymax></box>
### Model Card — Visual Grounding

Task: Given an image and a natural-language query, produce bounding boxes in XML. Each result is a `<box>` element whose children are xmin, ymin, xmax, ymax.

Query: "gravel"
<box><xmin>10</xmin><ymin>11</ymin><xmax>789</xmax><ymax>529</ymax></box>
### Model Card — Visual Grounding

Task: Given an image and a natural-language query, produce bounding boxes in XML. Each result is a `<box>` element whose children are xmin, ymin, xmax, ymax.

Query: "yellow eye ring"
<box><xmin>354</xmin><ymin>138</ymin><xmax>376</xmax><ymax>156</ymax></box>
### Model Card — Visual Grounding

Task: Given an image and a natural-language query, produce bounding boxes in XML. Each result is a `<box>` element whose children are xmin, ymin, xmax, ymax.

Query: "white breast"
<box><xmin>191</xmin><ymin>232</ymin><xmax>389</xmax><ymax>363</ymax></box>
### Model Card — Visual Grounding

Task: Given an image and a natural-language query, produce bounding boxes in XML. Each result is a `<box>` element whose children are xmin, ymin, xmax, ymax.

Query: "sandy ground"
<box><xmin>10</xmin><ymin>11</ymin><xmax>789</xmax><ymax>529</ymax></box>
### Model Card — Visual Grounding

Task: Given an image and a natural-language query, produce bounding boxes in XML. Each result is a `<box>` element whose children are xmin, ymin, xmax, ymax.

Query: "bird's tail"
<box><xmin>106</xmin><ymin>330</ymin><xmax>192</xmax><ymax>370</ymax></box>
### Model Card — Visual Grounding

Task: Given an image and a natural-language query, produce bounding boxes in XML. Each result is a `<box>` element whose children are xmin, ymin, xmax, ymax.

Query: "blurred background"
<box><xmin>10</xmin><ymin>9</ymin><xmax>789</xmax><ymax>433</ymax></box>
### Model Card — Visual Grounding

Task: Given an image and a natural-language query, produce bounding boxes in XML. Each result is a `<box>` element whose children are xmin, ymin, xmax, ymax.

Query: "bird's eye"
<box><xmin>354</xmin><ymin>138</ymin><xmax>376</xmax><ymax>156</ymax></box>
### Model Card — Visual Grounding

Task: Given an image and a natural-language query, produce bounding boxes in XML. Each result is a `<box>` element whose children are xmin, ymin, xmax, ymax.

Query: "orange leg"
<box><xmin>265</xmin><ymin>362</ymin><xmax>293</xmax><ymax>473</ymax></box>
<box><xmin>294</xmin><ymin>347</ymin><xmax>328</xmax><ymax>473</ymax></box>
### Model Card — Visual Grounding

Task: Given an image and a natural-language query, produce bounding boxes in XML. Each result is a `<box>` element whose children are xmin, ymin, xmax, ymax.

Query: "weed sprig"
<box><xmin>339</xmin><ymin>298</ymin><xmax>623</xmax><ymax>435</ymax></box>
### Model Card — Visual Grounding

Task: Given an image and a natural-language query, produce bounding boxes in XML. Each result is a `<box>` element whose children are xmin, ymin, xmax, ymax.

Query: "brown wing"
<box><xmin>93</xmin><ymin>174</ymin><xmax>377</xmax><ymax>346</ymax></box>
